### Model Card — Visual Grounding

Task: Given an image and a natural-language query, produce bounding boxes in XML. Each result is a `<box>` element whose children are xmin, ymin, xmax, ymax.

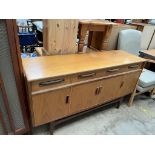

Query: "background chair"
<box><xmin>117</xmin><ymin>29</ymin><xmax>155</xmax><ymax>106</ymax></box>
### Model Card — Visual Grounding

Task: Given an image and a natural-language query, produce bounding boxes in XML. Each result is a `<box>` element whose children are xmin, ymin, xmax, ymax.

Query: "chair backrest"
<box><xmin>117</xmin><ymin>29</ymin><xmax>142</xmax><ymax>56</ymax></box>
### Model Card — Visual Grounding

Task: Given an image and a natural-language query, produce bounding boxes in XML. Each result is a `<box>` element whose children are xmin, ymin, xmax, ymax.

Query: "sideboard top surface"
<box><xmin>22</xmin><ymin>50</ymin><xmax>146</xmax><ymax>82</ymax></box>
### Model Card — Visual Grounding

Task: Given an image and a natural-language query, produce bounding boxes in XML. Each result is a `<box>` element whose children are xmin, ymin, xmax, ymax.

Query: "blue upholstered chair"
<box><xmin>117</xmin><ymin>29</ymin><xmax>155</xmax><ymax>105</ymax></box>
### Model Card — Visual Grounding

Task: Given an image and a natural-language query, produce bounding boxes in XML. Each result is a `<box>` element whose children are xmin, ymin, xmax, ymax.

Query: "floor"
<box><xmin>33</xmin><ymin>95</ymin><xmax>155</xmax><ymax>135</ymax></box>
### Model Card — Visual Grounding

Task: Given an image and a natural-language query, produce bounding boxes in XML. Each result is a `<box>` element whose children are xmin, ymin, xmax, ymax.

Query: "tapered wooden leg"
<box><xmin>128</xmin><ymin>87</ymin><xmax>137</xmax><ymax>107</ymax></box>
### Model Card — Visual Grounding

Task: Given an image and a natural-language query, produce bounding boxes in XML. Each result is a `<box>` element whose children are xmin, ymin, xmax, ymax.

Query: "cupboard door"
<box><xmin>97</xmin><ymin>75</ymin><xmax>124</xmax><ymax>104</ymax></box>
<box><xmin>70</xmin><ymin>81</ymin><xmax>100</xmax><ymax>114</ymax></box>
<box><xmin>32</xmin><ymin>88</ymin><xmax>70</xmax><ymax>126</ymax></box>
<box><xmin>97</xmin><ymin>70</ymin><xmax>141</xmax><ymax>105</ymax></box>
<box><xmin>119</xmin><ymin>70</ymin><xmax>141</xmax><ymax>96</ymax></box>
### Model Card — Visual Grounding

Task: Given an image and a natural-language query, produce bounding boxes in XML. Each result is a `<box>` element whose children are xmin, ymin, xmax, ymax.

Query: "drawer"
<box><xmin>127</xmin><ymin>63</ymin><xmax>142</xmax><ymax>71</ymax></box>
<box><xmin>98</xmin><ymin>63</ymin><xmax>142</xmax><ymax>77</ymax></box>
<box><xmin>31</xmin><ymin>76</ymin><xmax>71</xmax><ymax>92</ymax></box>
<box><xmin>102</xmin><ymin>66</ymin><xmax>127</xmax><ymax>76</ymax></box>
<box><xmin>71</xmin><ymin>71</ymin><xmax>101</xmax><ymax>83</ymax></box>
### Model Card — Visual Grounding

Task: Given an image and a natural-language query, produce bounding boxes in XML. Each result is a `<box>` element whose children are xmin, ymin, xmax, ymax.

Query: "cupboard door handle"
<box><xmin>120</xmin><ymin>81</ymin><xmax>124</xmax><ymax>88</ymax></box>
<box><xmin>128</xmin><ymin>64</ymin><xmax>139</xmax><ymax>68</ymax></box>
<box><xmin>39</xmin><ymin>79</ymin><xmax>64</xmax><ymax>86</ymax></box>
<box><xmin>95</xmin><ymin>87</ymin><xmax>99</xmax><ymax>95</ymax></box>
<box><xmin>107</xmin><ymin>68</ymin><xmax>119</xmax><ymax>72</ymax></box>
<box><xmin>65</xmin><ymin>95</ymin><xmax>70</xmax><ymax>104</ymax></box>
<box><xmin>78</xmin><ymin>72</ymin><xmax>96</xmax><ymax>78</ymax></box>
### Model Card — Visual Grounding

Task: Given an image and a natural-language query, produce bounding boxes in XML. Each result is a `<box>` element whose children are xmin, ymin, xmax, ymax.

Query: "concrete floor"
<box><xmin>33</xmin><ymin>95</ymin><xmax>155</xmax><ymax>135</ymax></box>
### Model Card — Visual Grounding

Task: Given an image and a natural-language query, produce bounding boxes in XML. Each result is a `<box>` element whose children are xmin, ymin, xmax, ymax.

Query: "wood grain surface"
<box><xmin>43</xmin><ymin>19</ymin><xmax>78</xmax><ymax>55</ymax></box>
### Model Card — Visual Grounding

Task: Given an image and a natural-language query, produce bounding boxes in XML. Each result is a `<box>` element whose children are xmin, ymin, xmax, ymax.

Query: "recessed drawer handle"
<box><xmin>128</xmin><ymin>64</ymin><xmax>139</xmax><ymax>68</ymax></box>
<box><xmin>107</xmin><ymin>68</ymin><xmax>120</xmax><ymax>72</ymax></box>
<box><xmin>78</xmin><ymin>72</ymin><xmax>96</xmax><ymax>78</ymax></box>
<box><xmin>39</xmin><ymin>79</ymin><xmax>64</xmax><ymax>86</ymax></box>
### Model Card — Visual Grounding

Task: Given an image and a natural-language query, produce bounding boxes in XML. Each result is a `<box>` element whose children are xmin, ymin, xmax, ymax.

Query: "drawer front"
<box><xmin>98</xmin><ymin>63</ymin><xmax>142</xmax><ymax>77</ymax></box>
<box><xmin>103</xmin><ymin>66</ymin><xmax>127</xmax><ymax>76</ymax></box>
<box><xmin>31</xmin><ymin>76</ymin><xmax>71</xmax><ymax>92</ymax></box>
<box><xmin>127</xmin><ymin>63</ymin><xmax>142</xmax><ymax>71</ymax></box>
<box><xmin>71</xmin><ymin>71</ymin><xmax>99</xmax><ymax>83</ymax></box>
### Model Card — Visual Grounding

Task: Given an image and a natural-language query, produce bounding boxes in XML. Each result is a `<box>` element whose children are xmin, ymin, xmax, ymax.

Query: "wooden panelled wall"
<box><xmin>43</xmin><ymin>19</ymin><xmax>79</xmax><ymax>55</ymax></box>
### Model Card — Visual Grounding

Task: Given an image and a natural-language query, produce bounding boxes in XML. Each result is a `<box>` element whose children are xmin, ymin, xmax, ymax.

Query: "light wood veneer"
<box><xmin>23</xmin><ymin>50</ymin><xmax>146</xmax><ymax>127</ymax></box>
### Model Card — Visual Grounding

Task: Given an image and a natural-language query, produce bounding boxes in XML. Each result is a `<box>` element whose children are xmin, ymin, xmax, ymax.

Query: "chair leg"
<box><xmin>128</xmin><ymin>87</ymin><xmax>137</xmax><ymax>107</ymax></box>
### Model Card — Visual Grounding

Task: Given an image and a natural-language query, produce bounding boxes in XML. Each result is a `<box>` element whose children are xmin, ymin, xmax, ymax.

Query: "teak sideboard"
<box><xmin>22</xmin><ymin>50</ymin><xmax>145</xmax><ymax>127</ymax></box>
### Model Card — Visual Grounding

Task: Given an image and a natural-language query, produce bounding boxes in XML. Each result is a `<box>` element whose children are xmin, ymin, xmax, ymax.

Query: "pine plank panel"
<box><xmin>43</xmin><ymin>19</ymin><xmax>78</xmax><ymax>55</ymax></box>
